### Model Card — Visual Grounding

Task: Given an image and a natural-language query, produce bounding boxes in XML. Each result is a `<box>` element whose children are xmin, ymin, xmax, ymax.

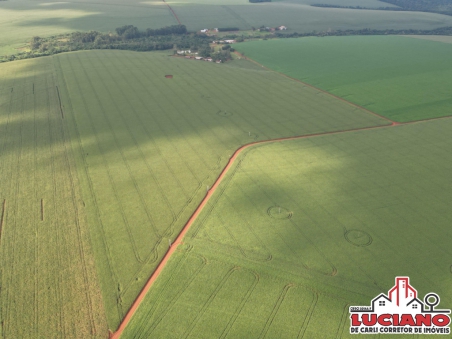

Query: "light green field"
<box><xmin>0</xmin><ymin>0</ymin><xmax>176</xmax><ymax>55</ymax></box>
<box><xmin>53</xmin><ymin>49</ymin><xmax>387</xmax><ymax>330</ymax></box>
<box><xmin>0</xmin><ymin>56</ymin><xmax>107</xmax><ymax>337</ymax></box>
<box><xmin>122</xmin><ymin>117</ymin><xmax>452</xmax><ymax>338</ymax></box>
<box><xmin>235</xmin><ymin>36</ymin><xmax>452</xmax><ymax>122</ymax></box>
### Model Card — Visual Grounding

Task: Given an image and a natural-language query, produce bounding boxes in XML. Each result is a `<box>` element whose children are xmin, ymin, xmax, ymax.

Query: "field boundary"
<box><xmin>110</xmin><ymin>121</ymin><xmax>403</xmax><ymax>338</ymax></box>
<box><xmin>233</xmin><ymin>51</ymin><xmax>396</xmax><ymax>124</ymax></box>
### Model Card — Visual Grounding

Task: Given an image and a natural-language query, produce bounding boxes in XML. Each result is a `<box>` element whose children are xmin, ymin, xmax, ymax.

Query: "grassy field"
<box><xmin>122</xmin><ymin>117</ymin><xmax>452</xmax><ymax>338</ymax></box>
<box><xmin>0</xmin><ymin>57</ymin><xmax>107</xmax><ymax>337</ymax></box>
<box><xmin>235</xmin><ymin>36</ymin><xmax>452</xmax><ymax>122</ymax></box>
<box><xmin>53</xmin><ymin>49</ymin><xmax>388</xmax><ymax>330</ymax></box>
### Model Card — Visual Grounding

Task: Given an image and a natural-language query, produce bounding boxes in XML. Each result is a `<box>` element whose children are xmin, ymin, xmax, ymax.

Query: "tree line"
<box><xmin>2</xmin><ymin>23</ymin><xmax>452</xmax><ymax>63</ymax></box>
<box><xmin>1</xmin><ymin>25</ymin><xmax>211</xmax><ymax>62</ymax></box>
<box><xmin>274</xmin><ymin>26</ymin><xmax>452</xmax><ymax>38</ymax></box>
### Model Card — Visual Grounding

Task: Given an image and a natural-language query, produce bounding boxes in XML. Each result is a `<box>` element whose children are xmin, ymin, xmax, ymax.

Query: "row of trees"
<box><xmin>3</xmin><ymin>22</ymin><xmax>452</xmax><ymax>63</ymax></box>
<box><xmin>115</xmin><ymin>24</ymin><xmax>188</xmax><ymax>39</ymax></box>
<box><xmin>18</xmin><ymin>25</ymin><xmax>210</xmax><ymax>60</ymax></box>
<box><xmin>274</xmin><ymin>26</ymin><xmax>452</xmax><ymax>38</ymax></box>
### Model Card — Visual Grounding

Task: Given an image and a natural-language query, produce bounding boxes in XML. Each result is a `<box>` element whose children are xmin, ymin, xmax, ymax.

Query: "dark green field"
<box><xmin>235</xmin><ymin>36</ymin><xmax>452</xmax><ymax>122</ymax></box>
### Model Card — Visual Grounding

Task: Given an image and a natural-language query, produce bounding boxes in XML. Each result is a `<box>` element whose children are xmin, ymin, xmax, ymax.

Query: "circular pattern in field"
<box><xmin>344</xmin><ymin>229</ymin><xmax>373</xmax><ymax>247</ymax></box>
<box><xmin>267</xmin><ymin>206</ymin><xmax>292</xmax><ymax>219</ymax></box>
<box><xmin>217</xmin><ymin>110</ymin><xmax>233</xmax><ymax>117</ymax></box>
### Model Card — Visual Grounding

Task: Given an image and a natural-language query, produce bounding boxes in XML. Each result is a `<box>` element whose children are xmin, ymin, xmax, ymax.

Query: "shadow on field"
<box><xmin>190</xmin><ymin>122</ymin><xmax>452</xmax><ymax>312</ymax></box>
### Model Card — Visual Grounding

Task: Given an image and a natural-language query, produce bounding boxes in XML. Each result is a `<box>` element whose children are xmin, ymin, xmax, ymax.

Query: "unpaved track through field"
<box><xmin>163</xmin><ymin>0</ymin><xmax>182</xmax><ymax>25</ymax></box>
<box><xmin>110</xmin><ymin>122</ymin><xmax>400</xmax><ymax>339</ymax></box>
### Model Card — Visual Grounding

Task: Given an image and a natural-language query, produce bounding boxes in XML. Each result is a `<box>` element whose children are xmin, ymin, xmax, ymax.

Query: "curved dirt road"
<box><xmin>109</xmin><ymin>121</ymin><xmax>398</xmax><ymax>339</ymax></box>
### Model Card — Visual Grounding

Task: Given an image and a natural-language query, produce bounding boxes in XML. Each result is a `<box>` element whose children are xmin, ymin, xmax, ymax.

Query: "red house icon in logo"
<box><xmin>388</xmin><ymin>277</ymin><xmax>417</xmax><ymax>307</ymax></box>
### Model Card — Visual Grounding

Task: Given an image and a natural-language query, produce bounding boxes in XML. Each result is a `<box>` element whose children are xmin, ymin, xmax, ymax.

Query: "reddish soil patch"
<box><xmin>0</xmin><ymin>199</ymin><xmax>5</xmax><ymax>243</ymax></box>
<box><xmin>165</xmin><ymin>75</ymin><xmax>173</xmax><ymax>79</ymax></box>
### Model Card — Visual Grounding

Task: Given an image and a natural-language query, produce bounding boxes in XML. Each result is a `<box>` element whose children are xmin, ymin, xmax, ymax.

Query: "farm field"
<box><xmin>53</xmin><ymin>49</ymin><xmax>388</xmax><ymax>330</ymax></box>
<box><xmin>170</xmin><ymin>2</ymin><xmax>451</xmax><ymax>33</ymax></box>
<box><xmin>122</xmin><ymin>117</ymin><xmax>452</xmax><ymax>338</ymax></box>
<box><xmin>3</xmin><ymin>0</ymin><xmax>452</xmax><ymax>56</ymax></box>
<box><xmin>1</xmin><ymin>0</ymin><xmax>452</xmax><ymax>338</ymax></box>
<box><xmin>235</xmin><ymin>36</ymin><xmax>452</xmax><ymax>122</ymax></box>
<box><xmin>0</xmin><ymin>56</ymin><xmax>107</xmax><ymax>337</ymax></box>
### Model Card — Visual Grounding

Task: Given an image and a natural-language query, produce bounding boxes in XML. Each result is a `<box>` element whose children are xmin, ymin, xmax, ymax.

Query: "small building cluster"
<box><xmin>212</xmin><ymin>39</ymin><xmax>236</xmax><ymax>44</ymax></box>
<box><xmin>181</xmin><ymin>56</ymin><xmax>221</xmax><ymax>63</ymax></box>
<box><xmin>258</xmin><ymin>25</ymin><xmax>287</xmax><ymax>32</ymax></box>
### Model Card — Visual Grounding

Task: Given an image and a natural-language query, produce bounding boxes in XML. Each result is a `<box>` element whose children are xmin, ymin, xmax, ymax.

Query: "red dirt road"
<box><xmin>109</xmin><ymin>122</ymin><xmax>398</xmax><ymax>339</ymax></box>
<box><xmin>162</xmin><ymin>0</ymin><xmax>182</xmax><ymax>25</ymax></box>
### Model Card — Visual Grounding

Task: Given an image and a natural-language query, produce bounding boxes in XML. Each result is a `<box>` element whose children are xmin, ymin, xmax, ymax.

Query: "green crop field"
<box><xmin>2</xmin><ymin>1</ymin><xmax>452</xmax><ymax>336</ymax></box>
<box><xmin>122</xmin><ymin>117</ymin><xmax>452</xmax><ymax>338</ymax></box>
<box><xmin>235</xmin><ymin>36</ymin><xmax>452</xmax><ymax>122</ymax></box>
<box><xmin>53</xmin><ymin>49</ymin><xmax>388</xmax><ymax>330</ymax></box>
<box><xmin>0</xmin><ymin>57</ymin><xmax>107</xmax><ymax>337</ymax></box>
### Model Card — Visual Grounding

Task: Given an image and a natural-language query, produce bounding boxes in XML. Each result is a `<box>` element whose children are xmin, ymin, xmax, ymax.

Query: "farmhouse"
<box><xmin>177</xmin><ymin>50</ymin><xmax>191</xmax><ymax>54</ymax></box>
<box><xmin>195</xmin><ymin>56</ymin><xmax>204</xmax><ymax>60</ymax></box>
<box><xmin>200</xmin><ymin>29</ymin><xmax>208</xmax><ymax>33</ymax></box>
<box><xmin>278</xmin><ymin>25</ymin><xmax>287</xmax><ymax>30</ymax></box>
<box><xmin>224</xmin><ymin>39</ymin><xmax>236</xmax><ymax>44</ymax></box>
